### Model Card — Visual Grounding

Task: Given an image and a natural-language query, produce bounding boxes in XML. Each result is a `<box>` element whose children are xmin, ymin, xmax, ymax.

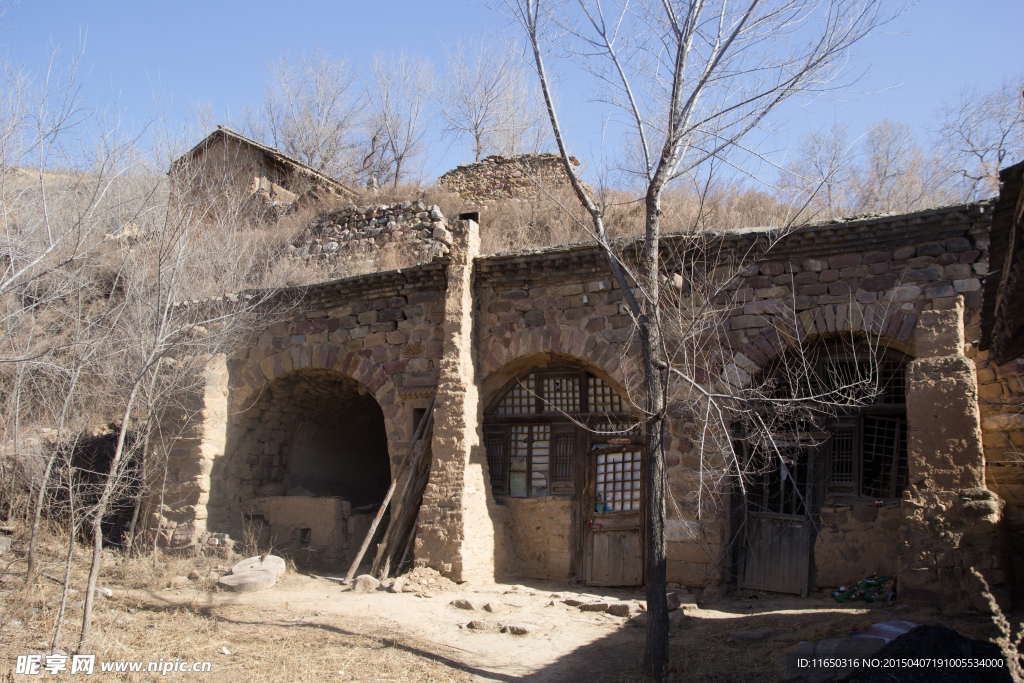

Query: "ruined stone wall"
<box><xmin>437</xmin><ymin>154</ymin><xmax>579</xmax><ymax>201</ymax></box>
<box><xmin>289</xmin><ymin>201</ymin><xmax>452</xmax><ymax>267</ymax></box>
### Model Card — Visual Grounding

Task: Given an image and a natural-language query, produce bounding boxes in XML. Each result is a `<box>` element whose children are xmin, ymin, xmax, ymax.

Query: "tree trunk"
<box><xmin>26</xmin><ymin>450</ymin><xmax>60</xmax><ymax>588</ymax></box>
<box><xmin>642</xmin><ymin>192</ymin><xmax>669</xmax><ymax>680</ymax></box>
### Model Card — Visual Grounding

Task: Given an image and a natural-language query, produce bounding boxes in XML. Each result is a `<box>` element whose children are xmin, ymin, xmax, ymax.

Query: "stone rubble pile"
<box><xmin>437</xmin><ymin>153</ymin><xmax>579</xmax><ymax>201</ymax></box>
<box><xmin>289</xmin><ymin>200</ymin><xmax>452</xmax><ymax>266</ymax></box>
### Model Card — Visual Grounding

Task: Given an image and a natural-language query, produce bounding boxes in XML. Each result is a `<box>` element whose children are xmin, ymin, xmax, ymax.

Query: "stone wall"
<box><xmin>161</xmin><ymin>199</ymin><xmax>1020</xmax><ymax>608</ymax></box>
<box><xmin>815</xmin><ymin>501</ymin><xmax>902</xmax><ymax>588</ymax></box>
<box><xmin>289</xmin><ymin>201</ymin><xmax>453</xmax><ymax>268</ymax></box>
<box><xmin>207</xmin><ymin>265</ymin><xmax>449</xmax><ymax>540</ymax></box>
<box><xmin>437</xmin><ymin>154</ymin><xmax>579</xmax><ymax>201</ymax></box>
<box><xmin>977</xmin><ymin>354</ymin><xmax>1024</xmax><ymax>601</ymax></box>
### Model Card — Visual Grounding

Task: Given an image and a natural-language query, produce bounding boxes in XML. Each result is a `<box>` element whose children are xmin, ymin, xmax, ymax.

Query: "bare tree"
<box><xmin>243</xmin><ymin>49</ymin><xmax>364</xmax><ymax>181</ymax></box>
<box><xmin>779</xmin><ymin>123</ymin><xmax>856</xmax><ymax>220</ymax></box>
<box><xmin>504</xmin><ymin>0</ymin><xmax>894</xmax><ymax>676</ymax></box>
<box><xmin>438</xmin><ymin>41</ymin><xmax>549</xmax><ymax>161</ymax></box>
<box><xmin>936</xmin><ymin>73</ymin><xmax>1024</xmax><ymax>199</ymax></box>
<box><xmin>852</xmin><ymin>118</ymin><xmax>955</xmax><ymax>213</ymax></box>
<box><xmin>366</xmin><ymin>52</ymin><xmax>434</xmax><ymax>187</ymax></box>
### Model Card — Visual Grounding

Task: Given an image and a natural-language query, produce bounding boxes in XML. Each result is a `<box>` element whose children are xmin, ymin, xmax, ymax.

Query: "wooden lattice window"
<box><xmin>587</xmin><ymin>375</ymin><xmax>623</xmax><ymax>412</ymax></box>
<box><xmin>496</xmin><ymin>374</ymin><xmax>536</xmax><ymax>415</ymax></box>
<box><xmin>484</xmin><ymin>366</ymin><xmax>635</xmax><ymax>498</ymax></box>
<box><xmin>485</xmin><ymin>428</ymin><xmax>507</xmax><ymax>493</ymax></box>
<box><xmin>542</xmin><ymin>376</ymin><xmax>580</xmax><ymax>412</ymax></box>
<box><xmin>552</xmin><ymin>429</ymin><xmax>574</xmax><ymax>491</ymax></box>
<box><xmin>595</xmin><ymin>449</ymin><xmax>642</xmax><ymax>512</ymax></box>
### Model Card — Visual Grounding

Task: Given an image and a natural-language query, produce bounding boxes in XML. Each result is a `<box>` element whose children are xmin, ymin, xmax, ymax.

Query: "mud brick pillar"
<box><xmin>156</xmin><ymin>353</ymin><xmax>228</xmax><ymax>548</ymax></box>
<box><xmin>900</xmin><ymin>299</ymin><xmax>1007</xmax><ymax>610</ymax></box>
<box><xmin>415</xmin><ymin>216</ymin><xmax>501</xmax><ymax>581</ymax></box>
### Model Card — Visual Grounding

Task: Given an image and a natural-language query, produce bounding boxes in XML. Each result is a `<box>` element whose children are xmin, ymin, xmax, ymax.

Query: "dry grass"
<box><xmin>0</xmin><ymin>523</ymin><xmax>475</xmax><ymax>682</ymax></box>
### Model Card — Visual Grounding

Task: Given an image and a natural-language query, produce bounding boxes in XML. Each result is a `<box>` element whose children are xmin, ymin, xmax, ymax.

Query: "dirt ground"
<box><xmin>1</xmin><ymin>544</ymin><xmax>1011</xmax><ymax>682</ymax></box>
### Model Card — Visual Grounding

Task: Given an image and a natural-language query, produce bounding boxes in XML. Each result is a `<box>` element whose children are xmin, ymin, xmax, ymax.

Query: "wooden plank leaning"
<box><xmin>372</xmin><ymin>433</ymin><xmax>433</xmax><ymax>579</ymax></box>
<box><xmin>343</xmin><ymin>392</ymin><xmax>435</xmax><ymax>585</ymax></box>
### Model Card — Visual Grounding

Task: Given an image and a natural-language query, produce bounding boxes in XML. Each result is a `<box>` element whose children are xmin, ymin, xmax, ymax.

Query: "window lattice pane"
<box><xmin>830</xmin><ymin>428</ymin><xmax>855</xmax><ymax>485</ymax></box>
<box><xmin>485</xmin><ymin>433</ymin><xmax>505</xmax><ymax>488</ymax></box>
<box><xmin>554</xmin><ymin>434</ymin><xmax>573</xmax><ymax>485</ymax></box>
<box><xmin>861</xmin><ymin>415</ymin><xmax>904</xmax><ymax>498</ymax></box>
<box><xmin>543</xmin><ymin>377</ymin><xmax>580</xmax><ymax>412</ymax></box>
<box><xmin>531</xmin><ymin>425</ymin><xmax>550</xmax><ymax>496</ymax></box>
<box><xmin>497</xmin><ymin>374</ymin><xmax>536</xmax><ymax>415</ymax></box>
<box><xmin>595</xmin><ymin>450</ymin><xmax>642</xmax><ymax>512</ymax></box>
<box><xmin>588</xmin><ymin>376</ymin><xmax>623</xmax><ymax>413</ymax></box>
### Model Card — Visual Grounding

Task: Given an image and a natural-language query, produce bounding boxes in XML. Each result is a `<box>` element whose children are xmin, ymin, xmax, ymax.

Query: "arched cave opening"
<box><xmin>257</xmin><ymin>370</ymin><xmax>392</xmax><ymax>509</ymax></box>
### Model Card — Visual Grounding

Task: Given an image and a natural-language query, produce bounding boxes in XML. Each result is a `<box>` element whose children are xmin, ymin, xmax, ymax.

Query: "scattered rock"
<box><xmin>563</xmin><ymin>598</ymin><xmax>584</xmax><ymax>606</ymax></box>
<box><xmin>606</xmin><ymin>603</ymin><xmax>634</xmax><ymax>617</ymax></box>
<box><xmin>502</xmin><ymin>624</ymin><xmax>535</xmax><ymax>635</ymax></box>
<box><xmin>580</xmin><ymin>602</ymin><xmax>610</xmax><ymax>612</ymax></box>
<box><xmin>95</xmin><ymin>587</ymin><xmax>113</xmax><ymax>599</ymax></box>
<box><xmin>218</xmin><ymin>570</ymin><xmax>276</xmax><ymax>593</ymax></box>
<box><xmin>451</xmin><ymin>598</ymin><xmax>477</xmax><ymax>610</ymax></box>
<box><xmin>702</xmin><ymin>584</ymin><xmax>729</xmax><ymax>600</ymax></box>
<box><xmin>169</xmin><ymin>576</ymin><xmax>191</xmax><ymax>589</ymax></box>
<box><xmin>467</xmin><ymin>620</ymin><xmax>502</xmax><ymax>632</ymax></box>
<box><xmin>669</xmin><ymin>610</ymin><xmax>687</xmax><ymax>631</ymax></box>
<box><xmin>389</xmin><ymin>577</ymin><xmax>406</xmax><ymax>593</ymax></box>
<box><xmin>666</xmin><ymin>593</ymin><xmax>682</xmax><ymax>612</ymax></box>
<box><xmin>232</xmin><ymin>555</ymin><xmax>286</xmax><ymax>579</ymax></box>
<box><xmin>432</xmin><ymin>226</ymin><xmax>454</xmax><ymax>245</ymax></box>
<box><xmin>732</xmin><ymin>629</ymin><xmax>776</xmax><ymax>643</ymax></box>
<box><xmin>482</xmin><ymin>602</ymin><xmax>502</xmax><ymax>613</ymax></box>
<box><xmin>187</xmin><ymin>569</ymin><xmax>204</xmax><ymax>581</ymax></box>
<box><xmin>353</xmin><ymin>575</ymin><xmax>380</xmax><ymax>593</ymax></box>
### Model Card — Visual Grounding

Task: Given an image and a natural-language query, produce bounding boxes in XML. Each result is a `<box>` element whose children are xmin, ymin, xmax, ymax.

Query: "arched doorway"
<box><xmin>733</xmin><ymin>342</ymin><xmax>910</xmax><ymax>596</ymax></box>
<box><xmin>234</xmin><ymin>369</ymin><xmax>392</xmax><ymax>564</ymax></box>
<box><xmin>483</xmin><ymin>361</ymin><xmax>643</xmax><ymax>585</ymax></box>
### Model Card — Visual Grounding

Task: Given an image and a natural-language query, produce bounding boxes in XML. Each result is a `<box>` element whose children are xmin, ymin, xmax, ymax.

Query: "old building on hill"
<box><xmin>157</xmin><ymin>180</ymin><xmax>1024</xmax><ymax>612</ymax></box>
<box><xmin>169</xmin><ymin>126</ymin><xmax>357</xmax><ymax>211</ymax></box>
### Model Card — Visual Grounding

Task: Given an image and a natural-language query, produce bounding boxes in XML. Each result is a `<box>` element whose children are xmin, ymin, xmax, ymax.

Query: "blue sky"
<box><xmin>2</xmin><ymin>0</ymin><xmax>1021</xmax><ymax>183</ymax></box>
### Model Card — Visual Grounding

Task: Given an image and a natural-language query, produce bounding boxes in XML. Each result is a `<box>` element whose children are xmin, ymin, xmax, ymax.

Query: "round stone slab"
<box><xmin>231</xmin><ymin>555</ymin><xmax>286</xmax><ymax>579</ymax></box>
<box><xmin>218</xmin><ymin>570</ymin><xmax>277</xmax><ymax>593</ymax></box>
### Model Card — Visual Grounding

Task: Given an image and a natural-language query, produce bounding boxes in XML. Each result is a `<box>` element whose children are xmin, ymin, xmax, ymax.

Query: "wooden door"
<box><xmin>739</xmin><ymin>444</ymin><xmax>817</xmax><ymax>596</ymax></box>
<box><xmin>586</xmin><ymin>447</ymin><xmax>644</xmax><ymax>586</ymax></box>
